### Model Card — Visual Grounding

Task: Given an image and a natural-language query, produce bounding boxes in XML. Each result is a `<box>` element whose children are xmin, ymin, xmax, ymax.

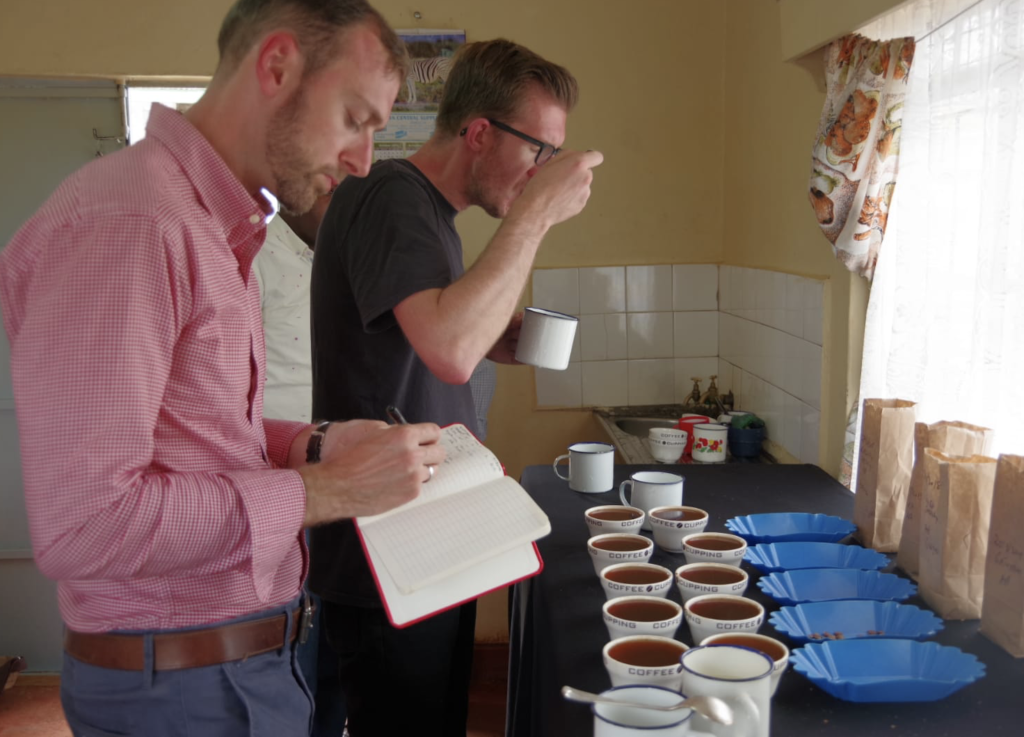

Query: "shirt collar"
<box><xmin>145</xmin><ymin>104</ymin><xmax>275</xmax><ymax>256</ymax></box>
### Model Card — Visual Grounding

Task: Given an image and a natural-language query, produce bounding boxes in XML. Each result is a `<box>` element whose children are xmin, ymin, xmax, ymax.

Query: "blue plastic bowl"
<box><xmin>757</xmin><ymin>569</ymin><xmax>917</xmax><ymax>605</ymax></box>
<box><xmin>769</xmin><ymin>600</ymin><xmax>944</xmax><ymax>644</ymax></box>
<box><xmin>726</xmin><ymin>513</ymin><xmax>857</xmax><ymax>544</ymax></box>
<box><xmin>744</xmin><ymin>542</ymin><xmax>890</xmax><ymax>573</ymax></box>
<box><xmin>791</xmin><ymin>639</ymin><xmax>985</xmax><ymax>702</ymax></box>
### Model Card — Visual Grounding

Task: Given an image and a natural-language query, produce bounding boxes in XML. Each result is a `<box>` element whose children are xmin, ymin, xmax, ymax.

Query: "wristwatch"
<box><xmin>305</xmin><ymin>420</ymin><xmax>333</xmax><ymax>464</ymax></box>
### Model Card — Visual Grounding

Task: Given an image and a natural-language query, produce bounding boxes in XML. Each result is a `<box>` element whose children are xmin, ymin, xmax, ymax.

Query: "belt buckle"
<box><xmin>299</xmin><ymin>593</ymin><xmax>315</xmax><ymax>645</ymax></box>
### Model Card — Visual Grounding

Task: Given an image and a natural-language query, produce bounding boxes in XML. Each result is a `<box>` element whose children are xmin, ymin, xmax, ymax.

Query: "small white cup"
<box><xmin>681</xmin><ymin>532</ymin><xmax>747</xmax><ymax>567</ymax></box>
<box><xmin>648</xmin><ymin>506</ymin><xmax>709</xmax><ymax>552</ymax></box>
<box><xmin>619</xmin><ymin>472</ymin><xmax>684</xmax><ymax>531</ymax></box>
<box><xmin>600</xmin><ymin>562</ymin><xmax>674</xmax><ymax>600</ymax></box>
<box><xmin>514</xmin><ymin>306</ymin><xmax>578</xmax><ymax>370</ymax></box>
<box><xmin>592</xmin><ymin>685</ymin><xmax>695</xmax><ymax>737</ymax></box>
<box><xmin>602</xmin><ymin>596</ymin><xmax>683</xmax><ymax>641</ymax></box>
<box><xmin>554</xmin><ymin>442</ymin><xmax>615</xmax><ymax>493</ymax></box>
<box><xmin>679</xmin><ymin>645</ymin><xmax>773</xmax><ymax>737</ymax></box>
<box><xmin>585</xmin><ymin>505</ymin><xmax>646</xmax><ymax>537</ymax></box>
<box><xmin>683</xmin><ymin>594</ymin><xmax>765</xmax><ymax>646</ymax></box>
<box><xmin>602</xmin><ymin>635</ymin><xmax>690</xmax><ymax>690</ymax></box>
<box><xmin>702</xmin><ymin>632</ymin><xmax>790</xmax><ymax>696</ymax></box>
<box><xmin>588</xmin><ymin>533</ymin><xmax>654</xmax><ymax>575</ymax></box>
<box><xmin>691</xmin><ymin>423</ymin><xmax>728</xmax><ymax>463</ymax></box>
<box><xmin>674</xmin><ymin>563</ymin><xmax>749</xmax><ymax>603</ymax></box>
<box><xmin>647</xmin><ymin>431</ymin><xmax>687</xmax><ymax>464</ymax></box>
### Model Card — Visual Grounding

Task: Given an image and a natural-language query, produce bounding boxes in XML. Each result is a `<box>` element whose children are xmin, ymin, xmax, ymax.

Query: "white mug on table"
<box><xmin>619</xmin><ymin>471</ymin><xmax>684</xmax><ymax>530</ymax></box>
<box><xmin>679</xmin><ymin>644</ymin><xmax>773</xmax><ymax>737</ymax></box>
<box><xmin>553</xmin><ymin>442</ymin><xmax>615</xmax><ymax>493</ymax></box>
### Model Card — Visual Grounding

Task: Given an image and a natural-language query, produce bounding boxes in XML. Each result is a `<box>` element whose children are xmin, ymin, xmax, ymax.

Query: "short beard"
<box><xmin>265</xmin><ymin>86</ymin><xmax>319</xmax><ymax>216</ymax></box>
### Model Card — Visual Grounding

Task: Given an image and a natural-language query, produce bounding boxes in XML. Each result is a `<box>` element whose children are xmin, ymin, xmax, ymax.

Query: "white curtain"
<box><xmin>857</xmin><ymin>0</ymin><xmax>1024</xmax><ymax>459</ymax></box>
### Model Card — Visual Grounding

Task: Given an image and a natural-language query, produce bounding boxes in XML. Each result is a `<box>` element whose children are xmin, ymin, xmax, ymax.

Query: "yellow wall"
<box><xmin>0</xmin><ymin>0</ymin><xmax>883</xmax><ymax>639</ymax></box>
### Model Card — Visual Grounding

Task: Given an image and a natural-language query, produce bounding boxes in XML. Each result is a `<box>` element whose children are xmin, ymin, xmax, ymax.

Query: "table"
<box><xmin>506</xmin><ymin>463</ymin><xmax>1024</xmax><ymax>736</ymax></box>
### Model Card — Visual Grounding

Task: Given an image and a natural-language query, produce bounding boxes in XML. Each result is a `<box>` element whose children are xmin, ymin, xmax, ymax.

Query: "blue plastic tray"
<box><xmin>725</xmin><ymin>513</ymin><xmax>856</xmax><ymax>544</ymax></box>
<box><xmin>744</xmin><ymin>542</ymin><xmax>889</xmax><ymax>573</ymax></box>
<box><xmin>757</xmin><ymin>569</ymin><xmax>917</xmax><ymax>605</ymax></box>
<box><xmin>769</xmin><ymin>600</ymin><xmax>944</xmax><ymax>644</ymax></box>
<box><xmin>791</xmin><ymin>639</ymin><xmax>985</xmax><ymax>702</ymax></box>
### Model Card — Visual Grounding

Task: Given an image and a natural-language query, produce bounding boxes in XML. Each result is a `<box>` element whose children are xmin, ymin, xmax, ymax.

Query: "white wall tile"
<box><xmin>532</xmin><ymin>268</ymin><xmax>579</xmax><ymax>316</ymax></box>
<box><xmin>570</xmin><ymin>321</ymin><xmax>582</xmax><ymax>362</ymax></box>
<box><xmin>674</xmin><ymin>311</ymin><xmax>718</xmax><ymax>357</ymax></box>
<box><xmin>799</xmin><ymin>340</ymin><xmax>823</xmax><ymax>410</ymax></box>
<box><xmin>801</xmin><ymin>405</ymin><xmax>821</xmax><ymax>465</ymax></box>
<box><xmin>761</xmin><ymin>383</ymin><xmax>785</xmax><ymax>444</ymax></box>
<box><xmin>582</xmin><ymin>361</ymin><xmax>629</xmax><ymax>407</ymax></box>
<box><xmin>580</xmin><ymin>315</ymin><xmax>607</xmax><ymax>361</ymax></box>
<box><xmin>782</xmin><ymin>394</ymin><xmax>803</xmax><ymax>459</ymax></box>
<box><xmin>769</xmin><ymin>271</ymin><xmax>787</xmax><ymax>310</ymax></box>
<box><xmin>673</xmin><ymin>358</ymin><xmax>721</xmax><ymax>404</ymax></box>
<box><xmin>719</xmin><ymin>266</ymin><xmax>733</xmax><ymax>312</ymax></box>
<box><xmin>626</xmin><ymin>265</ymin><xmax>673</xmax><ymax>312</ymax></box>
<box><xmin>535</xmin><ymin>363</ymin><xmax>581</xmax><ymax>407</ymax></box>
<box><xmin>785</xmin><ymin>274</ymin><xmax>805</xmax><ymax>311</ymax></box>
<box><xmin>606</xmin><ymin>314</ymin><xmax>628</xmax><ymax>360</ymax></box>
<box><xmin>579</xmin><ymin>267</ymin><xmax>626</xmax><ymax>315</ymax></box>
<box><xmin>755</xmin><ymin>270</ymin><xmax>772</xmax><ymax>310</ymax></box>
<box><xmin>673</xmin><ymin>264</ymin><xmax>718</xmax><ymax>311</ymax></box>
<box><xmin>717</xmin><ymin>358</ymin><xmax>734</xmax><ymax>396</ymax></box>
<box><xmin>803</xmin><ymin>280</ymin><xmax>824</xmax><ymax>346</ymax></box>
<box><xmin>628</xmin><ymin>359</ymin><xmax>675</xmax><ymax>405</ymax></box>
<box><xmin>627</xmin><ymin>312</ymin><xmax>674</xmax><ymax>359</ymax></box>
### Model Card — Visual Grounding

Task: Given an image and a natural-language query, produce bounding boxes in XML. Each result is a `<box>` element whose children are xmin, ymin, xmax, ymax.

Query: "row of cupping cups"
<box><xmin>583</xmin><ymin>504</ymin><xmax>791</xmax><ymax>701</ymax></box>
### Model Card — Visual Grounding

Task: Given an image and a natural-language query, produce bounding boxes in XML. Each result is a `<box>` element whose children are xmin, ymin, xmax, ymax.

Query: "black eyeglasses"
<box><xmin>485</xmin><ymin>118</ymin><xmax>560</xmax><ymax>166</ymax></box>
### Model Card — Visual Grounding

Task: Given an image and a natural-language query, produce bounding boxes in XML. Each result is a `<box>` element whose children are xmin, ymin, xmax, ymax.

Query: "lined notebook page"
<box><xmin>359</xmin><ymin>424</ymin><xmax>503</xmax><ymax>524</ymax></box>
<box><xmin>364</xmin><ymin>475</ymin><xmax>550</xmax><ymax>595</ymax></box>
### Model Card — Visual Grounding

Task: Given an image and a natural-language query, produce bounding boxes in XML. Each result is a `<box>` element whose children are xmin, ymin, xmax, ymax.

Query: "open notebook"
<box><xmin>354</xmin><ymin>423</ymin><xmax>550</xmax><ymax>627</ymax></box>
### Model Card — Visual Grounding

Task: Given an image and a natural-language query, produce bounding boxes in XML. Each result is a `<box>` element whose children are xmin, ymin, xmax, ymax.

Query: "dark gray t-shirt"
<box><xmin>308</xmin><ymin>158</ymin><xmax>478</xmax><ymax>606</ymax></box>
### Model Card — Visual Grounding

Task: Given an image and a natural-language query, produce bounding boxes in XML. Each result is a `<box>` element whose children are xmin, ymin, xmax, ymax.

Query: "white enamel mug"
<box><xmin>592</xmin><ymin>685</ymin><xmax>695</xmax><ymax>736</ymax></box>
<box><xmin>691</xmin><ymin>423</ymin><xmax>728</xmax><ymax>463</ymax></box>
<box><xmin>619</xmin><ymin>471</ymin><xmax>684</xmax><ymax>531</ymax></box>
<box><xmin>553</xmin><ymin>442</ymin><xmax>615</xmax><ymax>493</ymax></box>
<box><xmin>514</xmin><ymin>307</ymin><xmax>578</xmax><ymax>370</ymax></box>
<box><xmin>679</xmin><ymin>644</ymin><xmax>773</xmax><ymax>737</ymax></box>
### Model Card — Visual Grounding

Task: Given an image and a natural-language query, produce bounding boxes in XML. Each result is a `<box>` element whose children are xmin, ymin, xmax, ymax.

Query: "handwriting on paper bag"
<box><xmin>992</xmin><ymin>533</ymin><xmax>1024</xmax><ymax>587</ymax></box>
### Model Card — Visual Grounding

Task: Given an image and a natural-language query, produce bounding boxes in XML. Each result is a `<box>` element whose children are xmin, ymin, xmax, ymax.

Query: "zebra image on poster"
<box><xmin>374</xmin><ymin>29</ymin><xmax>465</xmax><ymax>161</ymax></box>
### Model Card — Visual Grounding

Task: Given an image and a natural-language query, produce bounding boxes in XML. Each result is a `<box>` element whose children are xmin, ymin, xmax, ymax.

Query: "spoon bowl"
<box><xmin>562</xmin><ymin>685</ymin><xmax>734</xmax><ymax>725</ymax></box>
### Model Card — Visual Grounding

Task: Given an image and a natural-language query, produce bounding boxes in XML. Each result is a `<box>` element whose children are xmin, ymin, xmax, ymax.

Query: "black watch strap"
<box><xmin>305</xmin><ymin>420</ymin><xmax>333</xmax><ymax>464</ymax></box>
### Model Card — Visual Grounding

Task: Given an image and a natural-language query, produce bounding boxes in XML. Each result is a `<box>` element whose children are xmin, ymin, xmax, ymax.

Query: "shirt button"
<box><xmin>249</xmin><ymin>213</ymin><xmax>262</xmax><ymax>225</ymax></box>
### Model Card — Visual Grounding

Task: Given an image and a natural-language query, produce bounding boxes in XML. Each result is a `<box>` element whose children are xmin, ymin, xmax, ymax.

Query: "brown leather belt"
<box><xmin>64</xmin><ymin>607</ymin><xmax>305</xmax><ymax>671</ymax></box>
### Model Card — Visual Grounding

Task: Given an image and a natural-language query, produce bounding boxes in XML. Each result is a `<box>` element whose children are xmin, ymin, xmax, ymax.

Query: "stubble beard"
<box><xmin>265</xmin><ymin>86</ymin><xmax>322</xmax><ymax>217</ymax></box>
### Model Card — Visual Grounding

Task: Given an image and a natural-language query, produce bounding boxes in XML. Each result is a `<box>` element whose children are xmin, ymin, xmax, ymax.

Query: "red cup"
<box><xmin>676</xmin><ymin>415</ymin><xmax>712</xmax><ymax>456</ymax></box>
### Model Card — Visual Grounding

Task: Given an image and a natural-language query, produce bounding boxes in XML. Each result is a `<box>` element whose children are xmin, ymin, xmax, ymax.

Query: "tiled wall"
<box><xmin>530</xmin><ymin>264</ymin><xmax>824</xmax><ymax>464</ymax></box>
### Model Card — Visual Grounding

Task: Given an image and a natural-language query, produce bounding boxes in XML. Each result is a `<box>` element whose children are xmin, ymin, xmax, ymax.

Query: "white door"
<box><xmin>0</xmin><ymin>78</ymin><xmax>124</xmax><ymax>672</ymax></box>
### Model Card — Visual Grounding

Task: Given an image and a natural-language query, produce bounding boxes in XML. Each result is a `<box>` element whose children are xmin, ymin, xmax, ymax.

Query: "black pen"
<box><xmin>386</xmin><ymin>405</ymin><xmax>408</xmax><ymax>425</ymax></box>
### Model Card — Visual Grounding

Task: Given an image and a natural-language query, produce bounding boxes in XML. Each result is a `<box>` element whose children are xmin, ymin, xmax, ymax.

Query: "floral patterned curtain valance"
<box><xmin>808</xmin><ymin>34</ymin><xmax>915</xmax><ymax>280</ymax></box>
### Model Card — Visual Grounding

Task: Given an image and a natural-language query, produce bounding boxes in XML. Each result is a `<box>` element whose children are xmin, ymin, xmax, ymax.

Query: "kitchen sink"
<box><xmin>613</xmin><ymin>417</ymin><xmax>679</xmax><ymax>438</ymax></box>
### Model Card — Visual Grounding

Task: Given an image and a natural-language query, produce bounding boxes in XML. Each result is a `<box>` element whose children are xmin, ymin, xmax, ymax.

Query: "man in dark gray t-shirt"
<box><xmin>309</xmin><ymin>39</ymin><xmax>603</xmax><ymax>737</ymax></box>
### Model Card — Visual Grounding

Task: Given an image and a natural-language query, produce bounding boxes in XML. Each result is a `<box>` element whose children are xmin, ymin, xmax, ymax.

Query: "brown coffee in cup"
<box><xmin>678</xmin><ymin>566</ymin><xmax>746</xmax><ymax>585</ymax></box>
<box><xmin>592</xmin><ymin>538</ymin><xmax>651</xmax><ymax>552</ymax></box>
<box><xmin>607</xmin><ymin>598</ymin><xmax>679</xmax><ymax>623</ymax></box>
<box><xmin>608</xmin><ymin>637</ymin><xmax>687</xmax><ymax>667</ymax></box>
<box><xmin>686</xmin><ymin>535</ymin><xmax>744</xmax><ymax>551</ymax></box>
<box><xmin>688</xmin><ymin>598</ymin><xmax>761</xmax><ymax>620</ymax></box>
<box><xmin>604</xmin><ymin>566</ymin><xmax>671</xmax><ymax>585</ymax></box>
<box><xmin>590</xmin><ymin>509</ymin><xmax>643</xmax><ymax>521</ymax></box>
<box><xmin>707</xmin><ymin>634</ymin><xmax>787</xmax><ymax>661</ymax></box>
<box><xmin>652</xmin><ymin>508</ymin><xmax>706</xmax><ymax>521</ymax></box>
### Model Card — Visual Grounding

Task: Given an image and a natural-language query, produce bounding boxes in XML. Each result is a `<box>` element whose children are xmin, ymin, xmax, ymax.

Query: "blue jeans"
<box><xmin>61</xmin><ymin>597</ymin><xmax>313</xmax><ymax>737</ymax></box>
<box><xmin>295</xmin><ymin>592</ymin><xmax>347</xmax><ymax>736</ymax></box>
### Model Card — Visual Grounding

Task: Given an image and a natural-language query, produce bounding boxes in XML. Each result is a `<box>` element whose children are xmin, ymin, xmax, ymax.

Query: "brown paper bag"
<box><xmin>853</xmin><ymin>399</ymin><xmax>916</xmax><ymax>551</ymax></box>
<box><xmin>918</xmin><ymin>450</ymin><xmax>998</xmax><ymax>620</ymax></box>
<box><xmin>897</xmin><ymin>421</ymin><xmax>994</xmax><ymax>579</ymax></box>
<box><xmin>981</xmin><ymin>455</ymin><xmax>1024</xmax><ymax>657</ymax></box>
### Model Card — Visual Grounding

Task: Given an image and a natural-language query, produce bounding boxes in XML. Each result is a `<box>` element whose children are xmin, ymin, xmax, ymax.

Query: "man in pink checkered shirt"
<box><xmin>0</xmin><ymin>2</ymin><xmax>442</xmax><ymax>734</ymax></box>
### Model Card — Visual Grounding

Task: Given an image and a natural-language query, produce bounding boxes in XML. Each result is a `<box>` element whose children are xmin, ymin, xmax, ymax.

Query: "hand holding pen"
<box><xmin>387</xmin><ymin>405</ymin><xmax>437</xmax><ymax>482</ymax></box>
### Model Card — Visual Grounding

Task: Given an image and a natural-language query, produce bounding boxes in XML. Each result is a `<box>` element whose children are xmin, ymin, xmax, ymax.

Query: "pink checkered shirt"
<box><xmin>0</xmin><ymin>105</ymin><xmax>310</xmax><ymax>633</ymax></box>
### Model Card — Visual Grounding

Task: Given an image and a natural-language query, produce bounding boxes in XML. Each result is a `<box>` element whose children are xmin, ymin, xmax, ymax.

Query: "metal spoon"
<box><xmin>561</xmin><ymin>685</ymin><xmax>734</xmax><ymax>725</ymax></box>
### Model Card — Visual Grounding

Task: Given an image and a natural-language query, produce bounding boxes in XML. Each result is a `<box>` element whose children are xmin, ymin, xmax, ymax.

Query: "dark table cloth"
<box><xmin>506</xmin><ymin>463</ymin><xmax>1024</xmax><ymax>736</ymax></box>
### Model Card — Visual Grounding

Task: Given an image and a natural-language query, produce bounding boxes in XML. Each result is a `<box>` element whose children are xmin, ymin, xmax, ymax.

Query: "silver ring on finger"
<box><xmin>425</xmin><ymin>465</ymin><xmax>435</xmax><ymax>483</ymax></box>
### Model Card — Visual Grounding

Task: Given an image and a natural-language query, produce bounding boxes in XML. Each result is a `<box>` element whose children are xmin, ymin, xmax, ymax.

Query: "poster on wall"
<box><xmin>374</xmin><ymin>29</ymin><xmax>465</xmax><ymax>161</ymax></box>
